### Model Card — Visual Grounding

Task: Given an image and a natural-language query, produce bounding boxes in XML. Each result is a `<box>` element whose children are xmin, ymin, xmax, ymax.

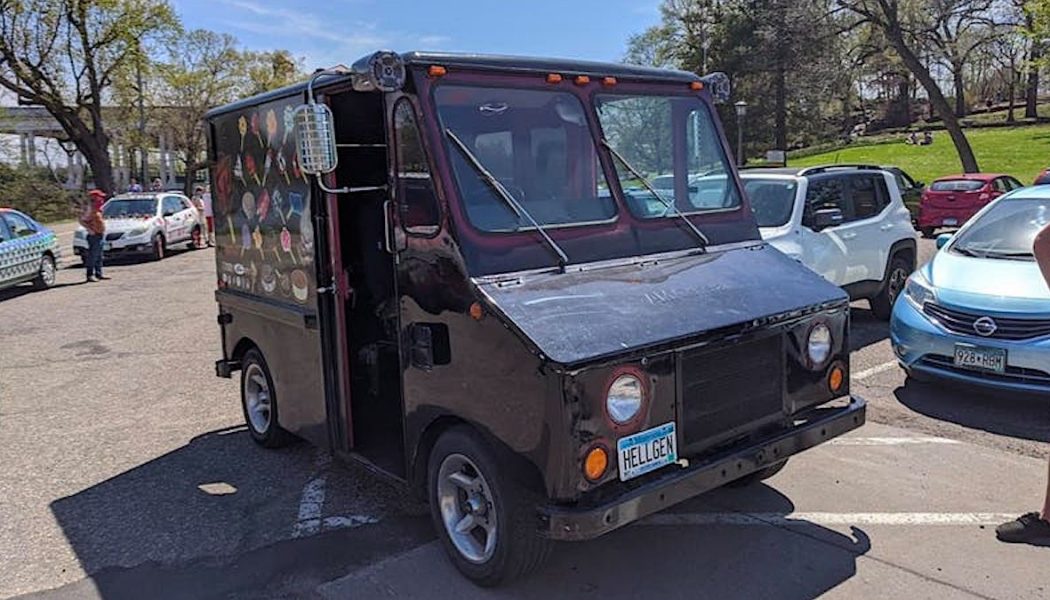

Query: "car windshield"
<box><xmin>434</xmin><ymin>85</ymin><xmax>616</xmax><ymax>232</ymax></box>
<box><xmin>596</xmin><ymin>93</ymin><xmax>740</xmax><ymax>218</ymax></box>
<box><xmin>743</xmin><ymin>178</ymin><xmax>797</xmax><ymax>227</ymax></box>
<box><xmin>103</xmin><ymin>199</ymin><xmax>156</xmax><ymax>218</ymax></box>
<box><xmin>931</xmin><ymin>179</ymin><xmax>984</xmax><ymax>192</ymax></box>
<box><xmin>951</xmin><ymin>198</ymin><xmax>1050</xmax><ymax>259</ymax></box>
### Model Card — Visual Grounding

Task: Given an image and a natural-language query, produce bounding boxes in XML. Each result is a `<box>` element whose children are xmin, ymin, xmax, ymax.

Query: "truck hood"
<box><xmin>476</xmin><ymin>244</ymin><xmax>847</xmax><ymax>366</ymax></box>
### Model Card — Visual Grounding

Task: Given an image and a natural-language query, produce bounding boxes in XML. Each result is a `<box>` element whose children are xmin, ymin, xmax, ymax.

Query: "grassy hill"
<box><xmin>788</xmin><ymin>123</ymin><xmax>1050</xmax><ymax>185</ymax></box>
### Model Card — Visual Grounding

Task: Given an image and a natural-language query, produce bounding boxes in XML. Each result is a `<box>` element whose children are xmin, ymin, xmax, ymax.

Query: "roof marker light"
<box><xmin>602</xmin><ymin>76</ymin><xmax>617</xmax><ymax>86</ymax></box>
<box><xmin>428</xmin><ymin>65</ymin><xmax>447</xmax><ymax>78</ymax></box>
<box><xmin>690</xmin><ymin>81</ymin><xmax>704</xmax><ymax>91</ymax></box>
<box><xmin>547</xmin><ymin>73</ymin><xmax>563</xmax><ymax>84</ymax></box>
<box><xmin>574</xmin><ymin>75</ymin><xmax>590</xmax><ymax>86</ymax></box>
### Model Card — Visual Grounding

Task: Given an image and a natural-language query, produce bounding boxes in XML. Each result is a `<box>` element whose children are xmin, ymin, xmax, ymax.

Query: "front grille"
<box><xmin>105</xmin><ymin>232</ymin><xmax>124</xmax><ymax>241</ymax></box>
<box><xmin>923</xmin><ymin>303</ymin><xmax>1050</xmax><ymax>341</ymax></box>
<box><xmin>678</xmin><ymin>335</ymin><xmax>784</xmax><ymax>451</ymax></box>
<box><xmin>921</xmin><ymin>354</ymin><xmax>1050</xmax><ymax>388</ymax></box>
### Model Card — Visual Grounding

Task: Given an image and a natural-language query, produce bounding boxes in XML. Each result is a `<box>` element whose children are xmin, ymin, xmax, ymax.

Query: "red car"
<box><xmin>917</xmin><ymin>173</ymin><xmax>1024</xmax><ymax>238</ymax></box>
<box><xmin>1034</xmin><ymin>168</ymin><xmax>1050</xmax><ymax>185</ymax></box>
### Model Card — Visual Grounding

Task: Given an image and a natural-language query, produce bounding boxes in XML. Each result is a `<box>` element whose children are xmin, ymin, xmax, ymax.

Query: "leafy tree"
<box><xmin>0</xmin><ymin>0</ymin><xmax>177</xmax><ymax>194</ymax></box>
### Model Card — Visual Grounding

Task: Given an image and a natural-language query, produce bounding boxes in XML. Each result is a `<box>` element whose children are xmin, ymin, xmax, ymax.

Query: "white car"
<box><xmin>741</xmin><ymin>165</ymin><xmax>918</xmax><ymax>320</ymax></box>
<box><xmin>74</xmin><ymin>193</ymin><xmax>204</xmax><ymax>261</ymax></box>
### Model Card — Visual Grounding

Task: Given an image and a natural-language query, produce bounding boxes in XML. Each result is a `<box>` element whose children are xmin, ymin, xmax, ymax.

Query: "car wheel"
<box><xmin>151</xmin><ymin>234</ymin><xmax>166</xmax><ymax>261</ymax></box>
<box><xmin>727</xmin><ymin>459</ymin><xmax>788</xmax><ymax>488</ymax></box>
<box><xmin>920</xmin><ymin>227</ymin><xmax>936</xmax><ymax>239</ymax></box>
<box><xmin>240</xmin><ymin>348</ymin><xmax>293</xmax><ymax>448</ymax></box>
<box><xmin>428</xmin><ymin>426</ymin><xmax>552</xmax><ymax>586</ymax></box>
<box><xmin>870</xmin><ymin>255</ymin><xmax>911</xmax><ymax>321</ymax></box>
<box><xmin>189</xmin><ymin>226</ymin><xmax>203</xmax><ymax>250</ymax></box>
<box><xmin>32</xmin><ymin>254</ymin><xmax>56</xmax><ymax>290</ymax></box>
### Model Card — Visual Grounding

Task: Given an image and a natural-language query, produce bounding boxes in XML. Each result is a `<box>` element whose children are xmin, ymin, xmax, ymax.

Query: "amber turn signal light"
<box><xmin>469</xmin><ymin>302</ymin><xmax>485</xmax><ymax>321</ymax></box>
<box><xmin>428</xmin><ymin>65</ymin><xmax>447</xmax><ymax>78</ymax></box>
<box><xmin>574</xmin><ymin>75</ymin><xmax>590</xmax><ymax>85</ymax></box>
<box><xmin>584</xmin><ymin>446</ymin><xmax>609</xmax><ymax>481</ymax></box>
<box><xmin>602</xmin><ymin>76</ymin><xmax>617</xmax><ymax>86</ymax></box>
<box><xmin>828</xmin><ymin>364</ymin><xmax>845</xmax><ymax>393</ymax></box>
<box><xmin>690</xmin><ymin>81</ymin><xmax>704</xmax><ymax>91</ymax></box>
<box><xmin>546</xmin><ymin>73</ymin><xmax>563</xmax><ymax>84</ymax></box>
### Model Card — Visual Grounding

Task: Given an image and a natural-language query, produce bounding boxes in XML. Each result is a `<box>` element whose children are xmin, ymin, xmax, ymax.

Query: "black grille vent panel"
<box><xmin>679</xmin><ymin>335</ymin><xmax>784</xmax><ymax>451</ymax></box>
<box><xmin>923</xmin><ymin>303</ymin><xmax>1050</xmax><ymax>341</ymax></box>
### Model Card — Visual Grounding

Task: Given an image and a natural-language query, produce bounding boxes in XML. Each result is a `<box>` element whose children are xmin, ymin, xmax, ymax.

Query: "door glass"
<box><xmin>394</xmin><ymin>99</ymin><xmax>441</xmax><ymax>233</ymax></box>
<box><xmin>850</xmin><ymin>175</ymin><xmax>888</xmax><ymax>221</ymax></box>
<box><xmin>0</xmin><ymin>218</ymin><xmax>10</xmax><ymax>243</ymax></box>
<box><xmin>993</xmin><ymin>178</ymin><xmax>1007</xmax><ymax>193</ymax></box>
<box><xmin>804</xmin><ymin>177</ymin><xmax>847</xmax><ymax>226</ymax></box>
<box><xmin>2</xmin><ymin>212</ymin><xmax>37</xmax><ymax>237</ymax></box>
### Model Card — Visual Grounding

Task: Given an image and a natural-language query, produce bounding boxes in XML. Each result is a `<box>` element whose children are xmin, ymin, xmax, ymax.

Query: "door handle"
<box><xmin>382</xmin><ymin>199</ymin><xmax>394</xmax><ymax>254</ymax></box>
<box><xmin>840</xmin><ymin>232</ymin><xmax>857</xmax><ymax>240</ymax></box>
<box><xmin>880</xmin><ymin>223</ymin><xmax>893</xmax><ymax>231</ymax></box>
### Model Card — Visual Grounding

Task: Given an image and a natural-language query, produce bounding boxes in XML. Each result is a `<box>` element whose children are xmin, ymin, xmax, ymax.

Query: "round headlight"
<box><xmin>607</xmin><ymin>374</ymin><xmax>644</xmax><ymax>425</ymax></box>
<box><xmin>807</xmin><ymin>323</ymin><xmax>832</xmax><ymax>367</ymax></box>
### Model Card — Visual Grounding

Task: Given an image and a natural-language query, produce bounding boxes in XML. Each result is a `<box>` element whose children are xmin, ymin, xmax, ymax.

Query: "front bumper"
<box><xmin>74</xmin><ymin>234</ymin><xmax>155</xmax><ymax>255</ymax></box>
<box><xmin>891</xmin><ymin>298</ymin><xmax>1050</xmax><ymax>394</ymax></box>
<box><xmin>540</xmin><ymin>396</ymin><xmax>866</xmax><ymax>541</ymax></box>
<box><xmin>917</xmin><ymin>207</ymin><xmax>977</xmax><ymax>228</ymax></box>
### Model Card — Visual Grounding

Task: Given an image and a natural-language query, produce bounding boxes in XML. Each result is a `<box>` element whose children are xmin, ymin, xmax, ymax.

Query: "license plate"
<box><xmin>953</xmin><ymin>343</ymin><xmax>1006</xmax><ymax>374</ymax></box>
<box><xmin>617</xmin><ymin>422</ymin><xmax>677</xmax><ymax>481</ymax></box>
<box><xmin>943</xmin><ymin>218</ymin><xmax>958</xmax><ymax>226</ymax></box>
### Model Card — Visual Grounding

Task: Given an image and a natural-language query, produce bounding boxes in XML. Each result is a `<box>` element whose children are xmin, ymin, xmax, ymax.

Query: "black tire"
<box><xmin>189</xmin><ymin>226</ymin><xmax>203</xmax><ymax>250</ymax></box>
<box><xmin>428</xmin><ymin>426</ymin><xmax>552</xmax><ymax>586</ymax></box>
<box><xmin>151</xmin><ymin>234</ymin><xmax>166</xmax><ymax>261</ymax></box>
<box><xmin>920</xmin><ymin>227</ymin><xmax>936</xmax><ymax>239</ymax></box>
<box><xmin>870</xmin><ymin>255</ymin><xmax>911</xmax><ymax>321</ymax></box>
<box><xmin>727</xmin><ymin>459</ymin><xmax>788</xmax><ymax>488</ymax></box>
<box><xmin>32</xmin><ymin>254</ymin><xmax>57</xmax><ymax>290</ymax></box>
<box><xmin>240</xmin><ymin>348</ymin><xmax>293</xmax><ymax>448</ymax></box>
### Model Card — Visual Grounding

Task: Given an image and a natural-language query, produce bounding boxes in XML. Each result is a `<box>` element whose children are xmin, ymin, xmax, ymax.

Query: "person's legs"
<box><xmin>85</xmin><ymin>234</ymin><xmax>100</xmax><ymax>281</ymax></box>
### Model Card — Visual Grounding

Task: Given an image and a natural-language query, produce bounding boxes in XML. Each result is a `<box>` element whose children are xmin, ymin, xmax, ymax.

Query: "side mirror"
<box><xmin>163</xmin><ymin>210</ymin><xmax>175</xmax><ymax>217</ymax></box>
<box><xmin>936</xmin><ymin>233</ymin><xmax>953</xmax><ymax>249</ymax></box>
<box><xmin>294</xmin><ymin>103</ymin><xmax>339</xmax><ymax>175</ymax></box>
<box><xmin>809</xmin><ymin>207</ymin><xmax>844</xmax><ymax>231</ymax></box>
<box><xmin>915</xmin><ymin>181</ymin><xmax>925</xmax><ymax>188</ymax></box>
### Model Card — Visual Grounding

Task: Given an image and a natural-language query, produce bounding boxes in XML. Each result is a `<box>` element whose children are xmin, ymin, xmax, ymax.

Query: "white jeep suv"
<box><xmin>740</xmin><ymin>165</ymin><xmax>918</xmax><ymax>320</ymax></box>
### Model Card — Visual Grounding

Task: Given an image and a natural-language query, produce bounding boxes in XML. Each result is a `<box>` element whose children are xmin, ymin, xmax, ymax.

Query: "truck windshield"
<box><xmin>434</xmin><ymin>85</ymin><xmax>616</xmax><ymax>232</ymax></box>
<box><xmin>596</xmin><ymin>94</ymin><xmax>740</xmax><ymax>218</ymax></box>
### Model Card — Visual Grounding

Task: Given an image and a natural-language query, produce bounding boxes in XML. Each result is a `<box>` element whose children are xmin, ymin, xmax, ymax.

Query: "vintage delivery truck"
<box><xmin>206</xmin><ymin>51</ymin><xmax>866</xmax><ymax>585</ymax></box>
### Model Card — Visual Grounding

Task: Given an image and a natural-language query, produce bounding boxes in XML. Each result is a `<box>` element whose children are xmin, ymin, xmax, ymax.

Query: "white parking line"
<box><xmin>291</xmin><ymin>450</ymin><xmax>380</xmax><ymax>538</ymax></box>
<box><xmin>852</xmin><ymin>360</ymin><xmax>899</xmax><ymax>381</ymax></box>
<box><xmin>828</xmin><ymin>436</ymin><xmax>960</xmax><ymax>446</ymax></box>
<box><xmin>642</xmin><ymin>512</ymin><xmax>1018</xmax><ymax>527</ymax></box>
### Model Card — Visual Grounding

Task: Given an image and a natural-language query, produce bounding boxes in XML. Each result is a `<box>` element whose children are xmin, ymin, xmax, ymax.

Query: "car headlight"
<box><xmin>607</xmin><ymin>373</ymin><xmax>645</xmax><ymax>425</ymax></box>
<box><xmin>128</xmin><ymin>227</ymin><xmax>148</xmax><ymax>237</ymax></box>
<box><xmin>904</xmin><ymin>272</ymin><xmax>935</xmax><ymax>308</ymax></box>
<box><xmin>806</xmin><ymin>323</ymin><xmax>832</xmax><ymax>367</ymax></box>
<box><xmin>74</xmin><ymin>229</ymin><xmax>85</xmax><ymax>239</ymax></box>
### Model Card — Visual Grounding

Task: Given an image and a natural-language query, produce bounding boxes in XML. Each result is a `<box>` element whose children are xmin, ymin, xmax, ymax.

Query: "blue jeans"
<box><xmin>86</xmin><ymin>233</ymin><xmax>103</xmax><ymax>278</ymax></box>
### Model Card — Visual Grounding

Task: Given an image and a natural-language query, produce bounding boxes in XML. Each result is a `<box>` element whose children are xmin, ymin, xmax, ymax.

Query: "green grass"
<box><xmin>788</xmin><ymin>123</ymin><xmax>1050</xmax><ymax>185</ymax></box>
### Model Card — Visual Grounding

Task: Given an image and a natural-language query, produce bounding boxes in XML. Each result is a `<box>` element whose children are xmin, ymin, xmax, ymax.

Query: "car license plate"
<box><xmin>953</xmin><ymin>343</ymin><xmax>1006</xmax><ymax>374</ymax></box>
<box><xmin>943</xmin><ymin>218</ymin><xmax>958</xmax><ymax>226</ymax></box>
<box><xmin>617</xmin><ymin>422</ymin><xmax>677</xmax><ymax>482</ymax></box>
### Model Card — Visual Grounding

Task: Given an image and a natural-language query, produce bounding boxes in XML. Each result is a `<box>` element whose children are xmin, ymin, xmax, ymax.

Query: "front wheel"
<box><xmin>870</xmin><ymin>256</ymin><xmax>910</xmax><ymax>321</ymax></box>
<box><xmin>428</xmin><ymin>427</ymin><xmax>552</xmax><ymax>586</ymax></box>
<box><xmin>32</xmin><ymin>254</ymin><xmax>56</xmax><ymax>290</ymax></box>
<box><xmin>189</xmin><ymin>226</ymin><xmax>203</xmax><ymax>250</ymax></box>
<box><xmin>151</xmin><ymin>234</ymin><xmax>166</xmax><ymax>261</ymax></box>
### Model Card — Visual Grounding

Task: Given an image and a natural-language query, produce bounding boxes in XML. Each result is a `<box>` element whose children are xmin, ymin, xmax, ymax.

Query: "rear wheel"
<box><xmin>151</xmin><ymin>234</ymin><xmax>166</xmax><ymax>261</ymax></box>
<box><xmin>919</xmin><ymin>227</ymin><xmax>936</xmax><ymax>239</ymax></box>
<box><xmin>240</xmin><ymin>348</ymin><xmax>293</xmax><ymax>448</ymax></box>
<box><xmin>428</xmin><ymin>426</ymin><xmax>552</xmax><ymax>586</ymax></box>
<box><xmin>727</xmin><ymin>459</ymin><xmax>788</xmax><ymax>487</ymax></box>
<box><xmin>189</xmin><ymin>226</ymin><xmax>203</xmax><ymax>249</ymax></box>
<box><xmin>870</xmin><ymin>255</ymin><xmax>910</xmax><ymax>321</ymax></box>
<box><xmin>32</xmin><ymin>254</ymin><xmax>56</xmax><ymax>290</ymax></box>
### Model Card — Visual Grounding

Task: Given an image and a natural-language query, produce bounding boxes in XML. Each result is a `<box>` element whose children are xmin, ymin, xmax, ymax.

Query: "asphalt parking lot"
<box><xmin>1</xmin><ymin>230</ymin><xmax>1048</xmax><ymax>599</ymax></box>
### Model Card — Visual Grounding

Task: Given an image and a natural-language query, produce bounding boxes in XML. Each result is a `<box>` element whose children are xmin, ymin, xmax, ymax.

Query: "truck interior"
<box><xmin>327</xmin><ymin>89</ymin><xmax>406</xmax><ymax>476</ymax></box>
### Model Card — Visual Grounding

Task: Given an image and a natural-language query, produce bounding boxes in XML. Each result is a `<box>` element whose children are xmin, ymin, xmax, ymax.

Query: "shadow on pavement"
<box><xmin>895</xmin><ymin>378</ymin><xmax>1050</xmax><ymax>443</ymax></box>
<box><xmin>0</xmin><ymin>281</ymin><xmax>88</xmax><ymax>302</ymax></box>
<box><xmin>39</xmin><ymin>426</ymin><xmax>431</xmax><ymax>600</ymax></box>
<box><xmin>849</xmin><ymin>305</ymin><xmax>890</xmax><ymax>352</ymax></box>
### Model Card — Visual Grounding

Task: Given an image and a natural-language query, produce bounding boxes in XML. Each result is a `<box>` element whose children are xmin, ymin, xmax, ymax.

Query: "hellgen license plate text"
<box><xmin>617</xmin><ymin>422</ymin><xmax>677</xmax><ymax>481</ymax></box>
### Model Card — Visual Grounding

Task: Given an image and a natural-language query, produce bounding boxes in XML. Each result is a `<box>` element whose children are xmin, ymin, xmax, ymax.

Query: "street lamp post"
<box><xmin>734</xmin><ymin>101</ymin><xmax>748</xmax><ymax>167</ymax></box>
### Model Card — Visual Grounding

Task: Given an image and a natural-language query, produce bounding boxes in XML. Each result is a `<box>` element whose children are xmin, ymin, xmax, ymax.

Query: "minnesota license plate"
<box><xmin>953</xmin><ymin>343</ymin><xmax>1006</xmax><ymax>374</ymax></box>
<box><xmin>617</xmin><ymin>422</ymin><xmax>677</xmax><ymax>482</ymax></box>
<box><xmin>943</xmin><ymin>218</ymin><xmax>958</xmax><ymax>226</ymax></box>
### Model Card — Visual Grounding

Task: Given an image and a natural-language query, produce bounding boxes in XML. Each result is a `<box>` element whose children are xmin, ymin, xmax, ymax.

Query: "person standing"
<box><xmin>128</xmin><ymin>177</ymin><xmax>142</xmax><ymax>193</ymax></box>
<box><xmin>80</xmin><ymin>189</ymin><xmax>108</xmax><ymax>282</ymax></box>
<box><xmin>996</xmin><ymin>222</ymin><xmax>1050</xmax><ymax>544</ymax></box>
<box><xmin>202</xmin><ymin>186</ymin><xmax>214</xmax><ymax>246</ymax></box>
<box><xmin>150</xmin><ymin>177</ymin><xmax>163</xmax><ymax>192</ymax></box>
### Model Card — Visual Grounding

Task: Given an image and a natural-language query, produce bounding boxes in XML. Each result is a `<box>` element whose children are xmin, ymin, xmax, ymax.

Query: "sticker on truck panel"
<box><xmin>617</xmin><ymin>422</ymin><xmax>677</xmax><ymax>481</ymax></box>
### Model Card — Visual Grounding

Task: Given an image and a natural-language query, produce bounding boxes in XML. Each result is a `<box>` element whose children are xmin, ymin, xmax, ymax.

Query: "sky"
<box><xmin>173</xmin><ymin>0</ymin><xmax>662</xmax><ymax>69</ymax></box>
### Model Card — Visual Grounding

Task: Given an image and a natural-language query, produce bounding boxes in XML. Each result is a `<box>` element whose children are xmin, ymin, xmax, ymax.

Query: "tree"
<box><xmin>922</xmin><ymin>0</ymin><xmax>999</xmax><ymax>117</ymax></box>
<box><xmin>0</xmin><ymin>0</ymin><xmax>177</xmax><ymax>194</ymax></box>
<box><xmin>838</xmin><ymin>0</ymin><xmax>981</xmax><ymax>172</ymax></box>
<box><xmin>242</xmin><ymin>49</ymin><xmax>302</xmax><ymax>96</ymax></box>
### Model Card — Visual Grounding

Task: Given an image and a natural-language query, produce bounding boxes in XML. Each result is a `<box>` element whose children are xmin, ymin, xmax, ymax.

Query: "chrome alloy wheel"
<box><xmin>887</xmin><ymin>266</ymin><xmax>908</xmax><ymax>305</ymax></box>
<box><xmin>243</xmin><ymin>362</ymin><xmax>272</xmax><ymax>434</ymax></box>
<box><xmin>39</xmin><ymin>256</ymin><xmax>56</xmax><ymax>286</ymax></box>
<box><xmin>437</xmin><ymin>453</ymin><xmax>498</xmax><ymax>564</ymax></box>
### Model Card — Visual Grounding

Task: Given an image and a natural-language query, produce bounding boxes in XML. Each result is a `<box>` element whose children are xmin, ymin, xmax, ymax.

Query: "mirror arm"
<box><xmin>315</xmin><ymin>178</ymin><xmax>387</xmax><ymax>195</ymax></box>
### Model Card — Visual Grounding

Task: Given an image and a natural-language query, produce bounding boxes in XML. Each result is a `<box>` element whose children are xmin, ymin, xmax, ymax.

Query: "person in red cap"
<box><xmin>80</xmin><ymin>189</ymin><xmax>108</xmax><ymax>282</ymax></box>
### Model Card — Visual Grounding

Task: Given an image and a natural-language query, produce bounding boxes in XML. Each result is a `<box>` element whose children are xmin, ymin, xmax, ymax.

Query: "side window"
<box><xmin>804</xmin><ymin>177</ymin><xmax>848</xmax><ymax>225</ymax></box>
<box><xmin>1007</xmin><ymin>177</ymin><xmax>1023</xmax><ymax>190</ymax></box>
<box><xmin>394</xmin><ymin>99</ymin><xmax>441</xmax><ymax>233</ymax></box>
<box><xmin>0</xmin><ymin>216</ymin><xmax>10</xmax><ymax>242</ymax></box>
<box><xmin>162</xmin><ymin>197</ymin><xmax>181</xmax><ymax>215</ymax></box>
<box><xmin>3</xmin><ymin>212</ymin><xmax>37</xmax><ymax>237</ymax></box>
<box><xmin>850</xmin><ymin>175</ymin><xmax>888</xmax><ymax>221</ymax></box>
<box><xmin>992</xmin><ymin>178</ymin><xmax>1007</xmax><ymax>193</ymax></box>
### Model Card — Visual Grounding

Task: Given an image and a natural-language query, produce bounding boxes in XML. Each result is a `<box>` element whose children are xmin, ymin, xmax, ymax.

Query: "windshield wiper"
<box><xmin>600</xmin><ymin>139</ymin><xmax>709</xmax><ymax>250</ymax></box>
<box><xmin>445</xmin><ymin>129</ymin><xmax>569</xmax><ymax>269</ymax></box>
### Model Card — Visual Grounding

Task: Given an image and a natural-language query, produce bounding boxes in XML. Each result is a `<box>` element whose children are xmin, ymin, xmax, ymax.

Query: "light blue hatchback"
<box><xmin>0</xmin><ymin>208</ymin><xmax>60</xmax><ymax>293</ymax></box>
<box><xmin>891</xmin><ymin>186</ymin><xmax>1050</xmax><ymax>394</ymax></box>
